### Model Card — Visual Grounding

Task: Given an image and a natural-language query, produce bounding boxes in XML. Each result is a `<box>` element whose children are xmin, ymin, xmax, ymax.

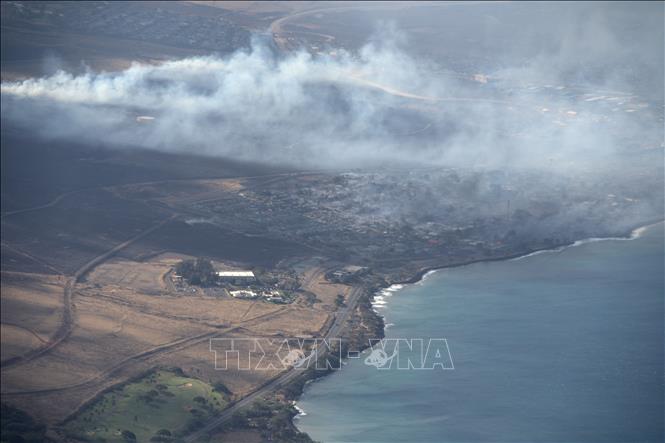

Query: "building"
<box><xmin>230</xmin><ymin>290</ymin><xmax>258</xmax><ymax>299</ymax></box>
<box><xmin>216</xmin><ymin>270</ymin><xmax>256</xmax><ymax>284</ymax></box>
<box><xmin>328</xmin><ymin>266</ymin><xmax>369</xmax><ymax>283</ymax></box>
<box><xmin>262</xmin><ymin>290</ymin><xmax>286</xmax><ymax>303</ymax></box>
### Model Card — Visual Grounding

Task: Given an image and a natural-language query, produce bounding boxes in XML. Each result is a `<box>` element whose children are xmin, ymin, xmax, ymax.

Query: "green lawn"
<box><xmin>65</xmin><ymin>370</ymin><xmax>228</xmax><ymax>442</ymax></box>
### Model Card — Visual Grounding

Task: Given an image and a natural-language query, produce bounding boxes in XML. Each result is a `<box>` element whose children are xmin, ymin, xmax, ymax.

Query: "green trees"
<box><xmin>175</xmin><ymin>258</ymin><xmax>216</xmax><ymax>286</ymax></box>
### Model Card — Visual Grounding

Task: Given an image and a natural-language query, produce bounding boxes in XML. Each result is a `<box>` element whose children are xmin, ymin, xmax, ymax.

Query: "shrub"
<box><xmin>213</xmin><ymin>382</ymin><xmax>232</xmax><ymax>396</ymax></box>
<box><xmin>121</xmin><ymin>430</ymin><xmax>136</xmax><ymax>442</ymax></box>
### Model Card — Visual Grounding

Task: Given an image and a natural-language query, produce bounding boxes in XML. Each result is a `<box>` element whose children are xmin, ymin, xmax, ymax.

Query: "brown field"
<box><xmin>82</xmin><ymin>254</ymin><xmax>289</xmax><ymax>326</ymax></box>
<box><xmin>0</xmin><ymin>272</ymin><xmax>66</xmax><ymax>362</ymax></box>
<box><xmin>1</xmin><ymin>253</ymin><xmax>336</xmax><ymax>426</ymax></box>
<box><xmin>299</xmin><ymin>266</ymin><xmax>352</xmax><ymax>311</ymax></box>
<box><xmin>109</xmin><ymin>178</ymin><xmax>247</xmax><ymax>206</ymax></box>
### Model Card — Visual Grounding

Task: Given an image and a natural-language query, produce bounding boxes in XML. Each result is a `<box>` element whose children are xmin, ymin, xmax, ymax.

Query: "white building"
<box><xmin>230</xmin><ymin>290</ymin><xmax>258</xmax><ymax>299</ymax></box>
<box><xmin>216</xmin><ymin>270</ymin><xmax>255</xmax><ymax>281</ymax></box>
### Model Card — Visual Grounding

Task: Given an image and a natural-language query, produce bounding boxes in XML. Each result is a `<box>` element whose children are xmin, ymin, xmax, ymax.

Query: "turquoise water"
<box><xmin>296</xmin><ymin>223</ymin><xmax>664</xmax><ymax>442</ymax></box>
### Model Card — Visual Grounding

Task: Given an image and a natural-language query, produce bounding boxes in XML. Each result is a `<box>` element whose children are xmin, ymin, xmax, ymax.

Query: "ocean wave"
<box><xmin>571</xmin><ymin>225</ymin><xmax>647</xmax><ymax>246</ymax></box>
<box><xmin>371</xmin><ymin>283</ymin><xmax>405</xmax><ymax>324</ymax></box>
<box><xmin>417</xmin><ymin>269</ymin><xmax>438</xmax><ymax>285</ymax></box>
<box><xmin>372</xmin><ymin>284</ymin><xmax>405</xmax><ymax>308</ymax></box>
<box><xmin>293</xmin><ymin>403</ymin><xmax>307</xmax><ymax>418</ymax></box>
<box><xmin>509</xmin><ymin>247</ymin><xmax>567</xmax><ymax>261</ymax></box>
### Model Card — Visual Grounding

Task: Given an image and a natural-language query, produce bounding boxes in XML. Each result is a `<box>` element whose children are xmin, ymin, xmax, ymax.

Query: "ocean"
<box><xmin>295</xmin><ymin>223</ymin><xmax>665</xmax><ymax>443</ymax></box>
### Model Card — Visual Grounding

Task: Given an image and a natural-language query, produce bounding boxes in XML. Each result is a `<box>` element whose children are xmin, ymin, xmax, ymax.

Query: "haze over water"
<box><xmin>296</xmin><ymin>223</ymin><xmax>665</xmax><ymax>442</ymax></box>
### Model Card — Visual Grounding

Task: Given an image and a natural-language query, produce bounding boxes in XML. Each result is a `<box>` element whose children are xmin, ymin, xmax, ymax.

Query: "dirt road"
<box><xmin>0</xmin><ymin>216</ymin><xmax>175</xmax><ymax>370</ymax></box>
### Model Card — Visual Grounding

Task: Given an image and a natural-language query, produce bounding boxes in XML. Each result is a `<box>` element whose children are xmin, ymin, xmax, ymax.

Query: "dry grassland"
<box><xmin>1</xmin><ymin>254</ymin><xmax>337</xmax><ymax>427</ymax></box>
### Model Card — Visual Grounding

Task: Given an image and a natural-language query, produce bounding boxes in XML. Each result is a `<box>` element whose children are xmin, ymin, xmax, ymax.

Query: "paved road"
<box><xmin>183</xmin><ymin>285</ymin><xmax>365</xmax><ymax>442</ymax></box>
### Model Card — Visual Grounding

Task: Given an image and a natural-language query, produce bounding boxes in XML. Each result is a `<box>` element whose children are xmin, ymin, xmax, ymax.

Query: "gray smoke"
<box><xmin>1</xmin><ymin>13</ymin><xmax>663</xmax><ymax>175</ymax></box>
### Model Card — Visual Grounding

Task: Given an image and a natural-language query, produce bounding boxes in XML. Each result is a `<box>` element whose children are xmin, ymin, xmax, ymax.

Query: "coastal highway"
<box><xmin>183</xmin><ymin>284</ymin><xmax>365</xmax><ymax>442</ymax></box>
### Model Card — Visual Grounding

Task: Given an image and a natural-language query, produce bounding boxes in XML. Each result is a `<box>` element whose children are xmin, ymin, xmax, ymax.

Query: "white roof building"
<box><xmin>216</xmin><ymin>271</ymin><xmax>255</xmax><ymax>278</ymax></box>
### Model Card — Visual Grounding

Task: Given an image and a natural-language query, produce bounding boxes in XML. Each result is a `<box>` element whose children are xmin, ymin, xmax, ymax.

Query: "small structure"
<box><xmin>327</xmin><ymin>266</ymin><xmax>369</xmax><ymax>283</ymax></box>
<box><xmin>262</xmin><ymin>289</ymin><xmax>286</xmax><ymax>303</ymax></box>
<box><xmin>230</xmin><ymin>290</ymin><xmax>258</xmax><ymax>299</ymax></box>
<box><xmin>331</xmin><ymin>270</ymin><xmax>346</xmax><ymax>279</ymax></box>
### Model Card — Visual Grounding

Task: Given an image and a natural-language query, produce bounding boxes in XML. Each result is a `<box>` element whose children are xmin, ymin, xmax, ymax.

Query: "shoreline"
<box><xmin>292</xmin><ymin>218</ymin><xmax>664</xmax><ymax>436</ymax></box>
<box><xmin>389</xmin><ymin>219</ymin><xmax>664</xmax><ymax>287</ymax></box>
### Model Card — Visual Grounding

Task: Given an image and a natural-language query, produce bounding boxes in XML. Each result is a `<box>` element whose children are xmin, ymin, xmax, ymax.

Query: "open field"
<box><xmin>1</xmin><ymin>251</ymin><xmax>336</xmax><ymax>429</ymax></box>
<box><xmin>82</xmin><ymin>255</ymin><xmax>290</xmax><ymax>327</ymax></box>
<box><xmin>1</xmin><ymin>288</ymin><xmax>211</xmax><ymax>390</ymax></box>
<box><xmin>64</xmin><ymin>369</ymin><xmax>229</xmax><ymax>443</ymax></box>
<box><xmin>0</xmin><ymin>272</ymin><xmax>65</xmax><ymax>363</ymax></box>
<box><xmin>298</xmin><ymin>266</ymin><xmax>351</xmax><ymax>312</ymax></box>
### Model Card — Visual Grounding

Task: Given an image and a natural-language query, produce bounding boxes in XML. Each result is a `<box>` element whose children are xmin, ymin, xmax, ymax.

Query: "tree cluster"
<box><xmin>175</xmin><ymin>258</ymin><xmax>216</xmax><ymax>286</ymax></box>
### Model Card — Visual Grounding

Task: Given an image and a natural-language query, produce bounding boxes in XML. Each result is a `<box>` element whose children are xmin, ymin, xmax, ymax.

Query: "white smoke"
<box><xmin>0</xmin><ymin>28</ymin><xmax>662</xmax><ymax>173</ymax></box>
